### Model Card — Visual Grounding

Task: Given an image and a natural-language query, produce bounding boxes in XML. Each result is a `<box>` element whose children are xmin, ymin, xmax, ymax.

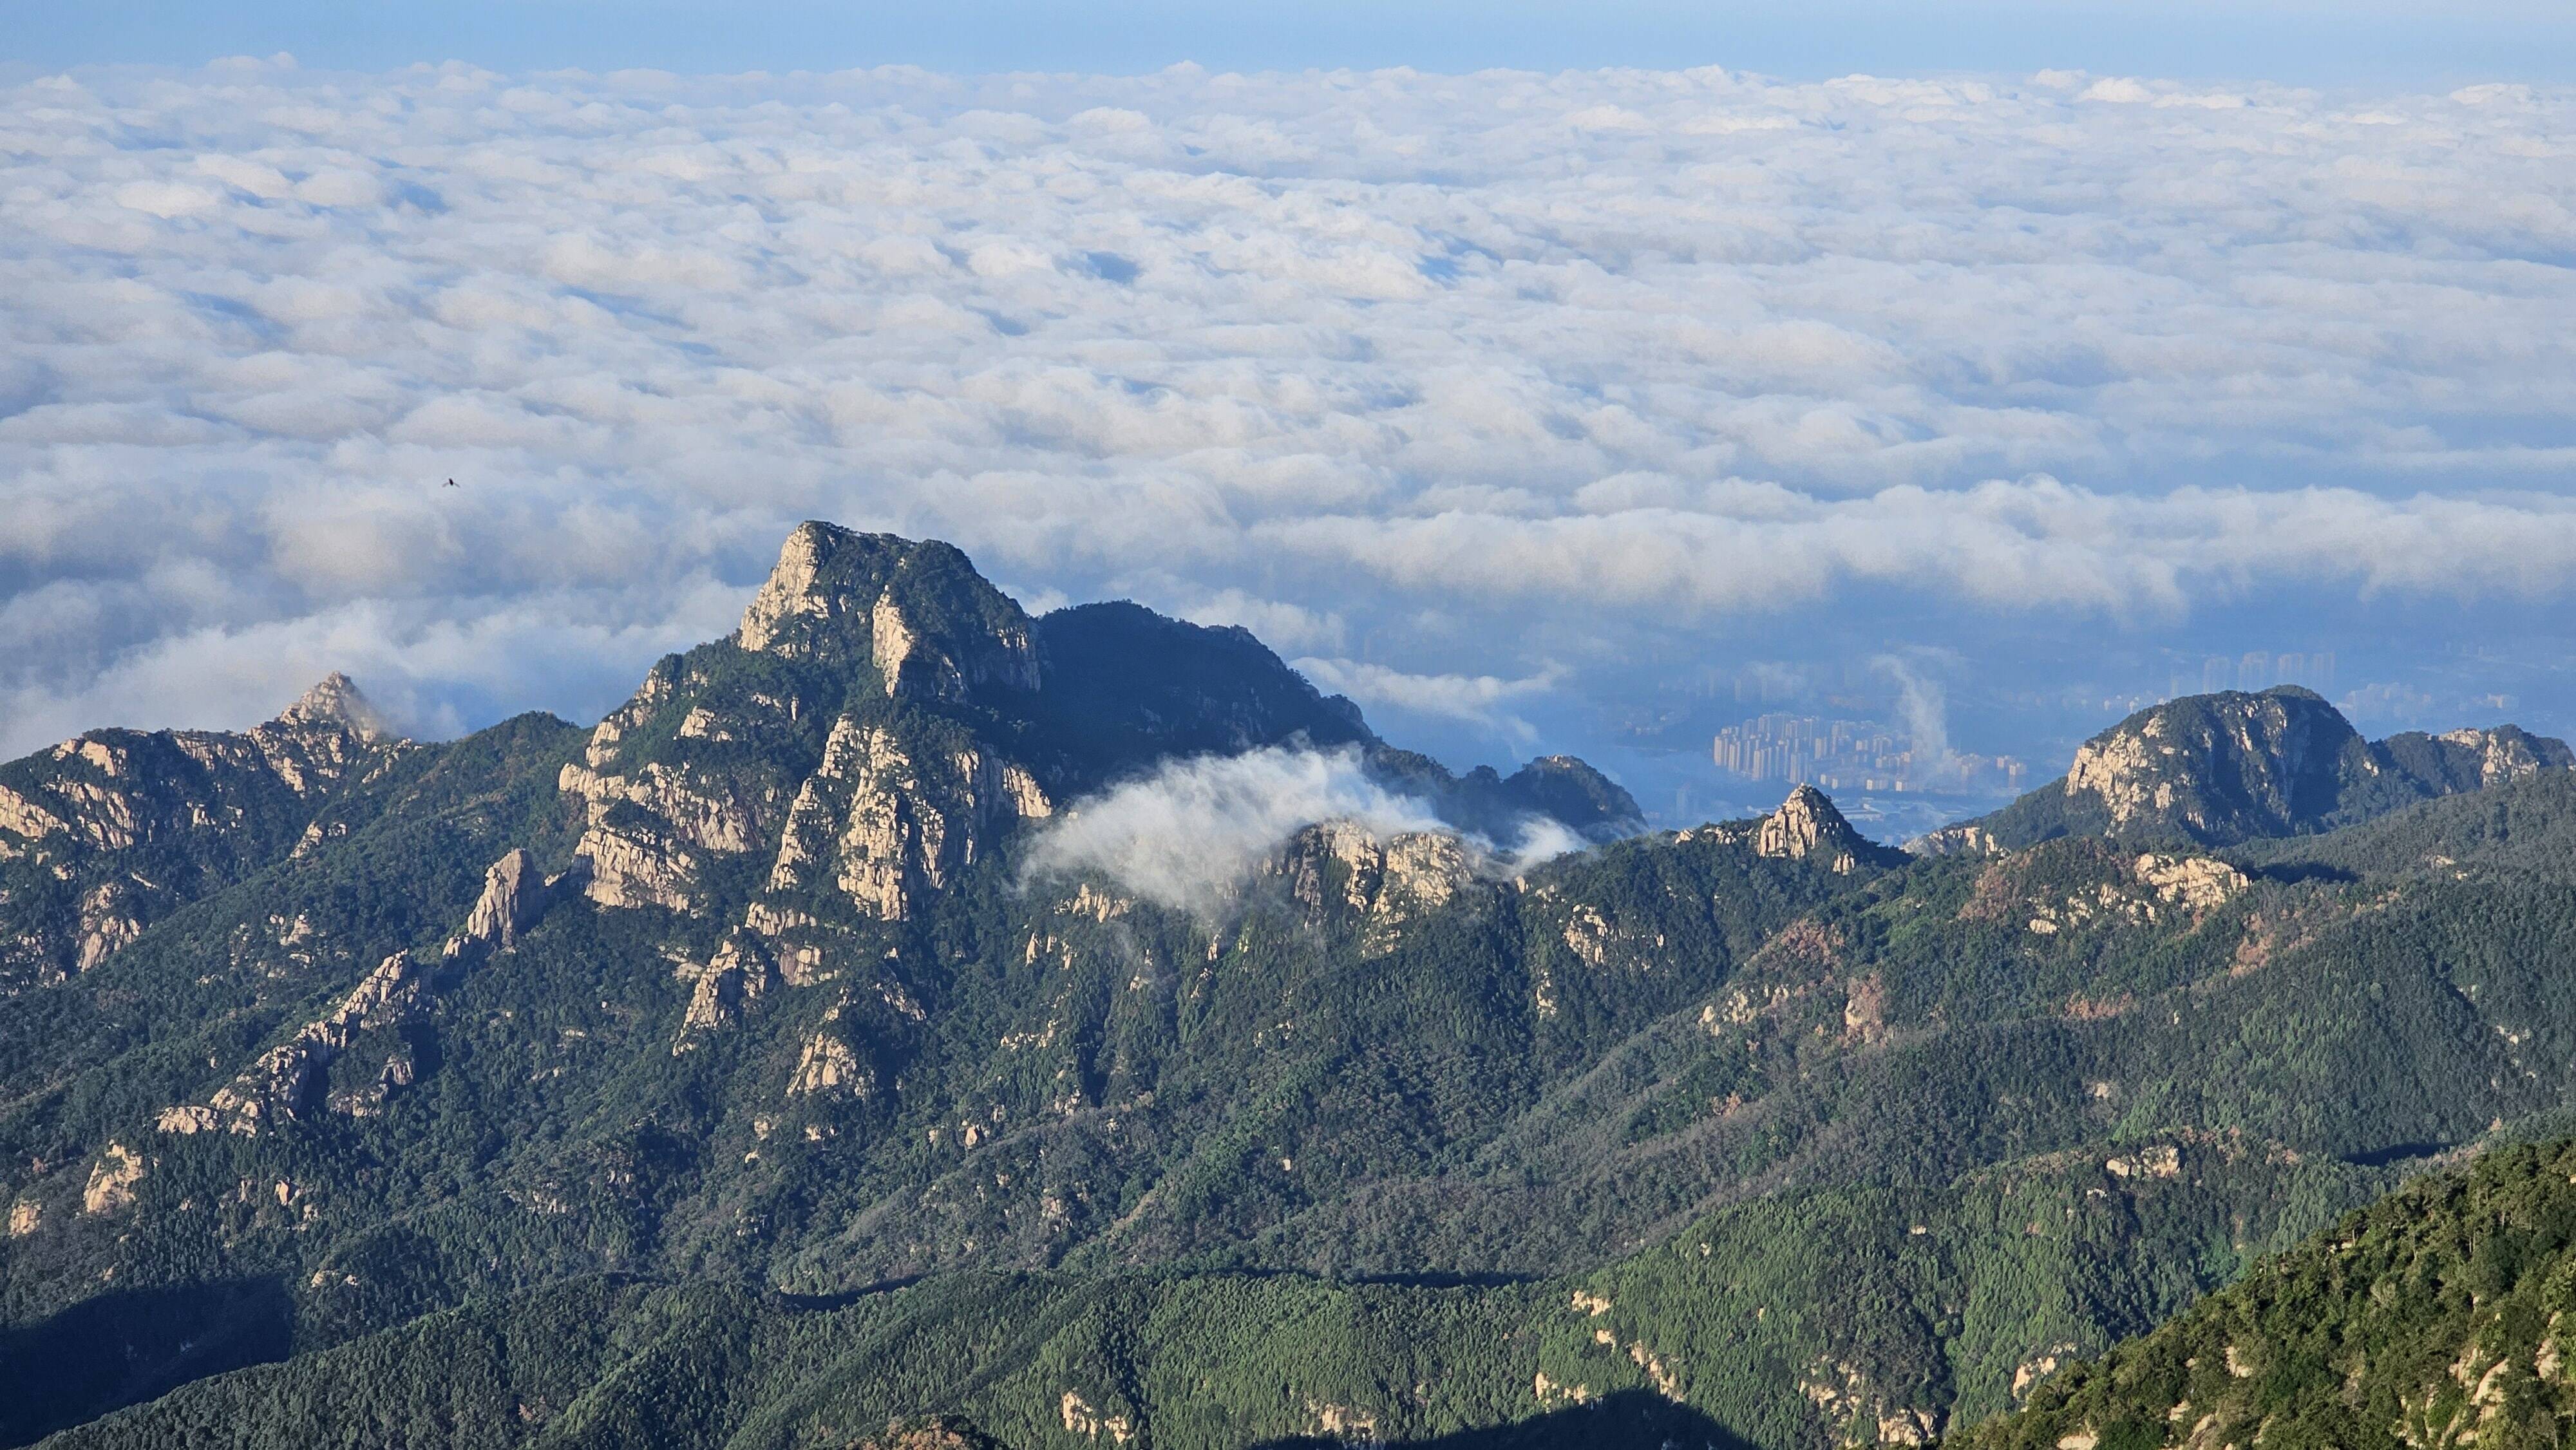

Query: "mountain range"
<box><xmin>6</xmin><ymin>522</ymin><xmax>2576</xmax><ymax>1448</ymax></box>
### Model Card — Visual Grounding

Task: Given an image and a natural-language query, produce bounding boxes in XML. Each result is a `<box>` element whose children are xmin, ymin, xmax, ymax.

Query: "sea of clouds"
<box><xmin>3</xmin><ymin>59</ymin><xmax>2574</xmax><ymax>762</ymax></box>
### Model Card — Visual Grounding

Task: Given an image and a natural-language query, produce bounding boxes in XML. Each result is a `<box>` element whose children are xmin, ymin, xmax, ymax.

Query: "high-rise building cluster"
<box><xmin>1711</xmin><ymin>714</ymin><xmax>2027</xmax><ymax>795</ymax></box>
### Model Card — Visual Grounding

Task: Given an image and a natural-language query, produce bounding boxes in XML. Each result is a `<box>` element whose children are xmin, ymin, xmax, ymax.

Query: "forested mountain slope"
<box><xmin>10</xmin><ymin>522</ymin><xmax>2576</xmax><ymax>1448</ymax></box>
<box><xmin>1953</xmin><ymin>1136</ymin><xmax>2576</xmax><ymax>1450</ymax></box>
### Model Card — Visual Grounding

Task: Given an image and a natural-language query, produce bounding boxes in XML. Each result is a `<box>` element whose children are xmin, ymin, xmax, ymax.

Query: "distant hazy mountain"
<box><xmin>10</xmin><ymin>527</ymin><xmax>2576</xmax><ymax>1449</ymax></box>
<box><xmin>1916</xmin><ymin>684</ymin><xmax>2572</xmax><ymax>854</ymax></box>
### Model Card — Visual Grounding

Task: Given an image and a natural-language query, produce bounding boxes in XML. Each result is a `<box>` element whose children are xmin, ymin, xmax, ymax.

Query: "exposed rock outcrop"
<box><xmin>191</xmin><ymin>951</ymin><xmax>426</xmax><ymax>1133</ymax></box>
<box><xmin>73</xmin><ymin>881</ymin><xmax>144</xmax><ymax>972</ymax></box>
<box><xmin>737</xmin><ymin>523</ymin><xmax>1039</xmax><ymax>702</ymax></box>
<box><xmin>443</xmin><ymin>849</ymin><xmax>555</xmax><ymax>965</ymax></box>
<box><xmin>1755</xmin><ymin>785</ymin><xmax>1885</xmax><ymax>873</ymax></box>
<box><xmin>1691</xmin><ymin>786</ymin><xmax>1903</xmax><ymax>875</ymax></box>
<box><xmin>2385</xmin><ymin>723</ymin><xmax>2575</xmax><ymax>792</ymax></box>
<box><xmin>1956</xmin><ymin>838</ymin><xmax>2245</xmax><ymax>941</ymax></box>
<box><xmin>1908</xmin><ymin>821</ymin><xmax>2003</xmax><ymax>858</ymax></box>
<box><xmin>765</xmin><ymin>712</ymin><xmax>1050</xmax><ymax>924</ymax></box>
<box><xmin>1946</xmin><ymin>687</ymin><xmax>2575</xmax><ymax>851</ymax></box>
<box><xmin>82</xmin><ymin>1142</ymin><xmax>146</xmax><ymax>1216</ymax></box>
<box><xmin>1275</xmin><ymin>820</ymin><xmax>1480</xmax><ymax>956</ymax></box>
<box><xmin>274</xmin><ymin>672</ymin><xmax>390</xmax><ymax>746</ymax></box>
<box><xmin>2132</xmin><ymin>852</ymin><xmax>2248</xmax><ymax>917</ymax></box>
<box><xmin>674</xmin><ymin>933</ymin><xmax>775</xmax><ymax>1049</ymax></box>
<box><xmin>787</xmin><ymin>1030</ymin><xmax>867</xmax><ymax>1096</ymax></box>
<box><xmin>562</xmin><ymin>658</ymin><xmax>775</xmax><ymax>915</ymax></box>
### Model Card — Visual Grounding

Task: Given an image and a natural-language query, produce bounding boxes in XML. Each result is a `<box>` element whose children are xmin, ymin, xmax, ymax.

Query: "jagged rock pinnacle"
<box><xmin>276</xmin><ymin>672</ymin><xmax>390</xmax><ymax>742</ymax></box>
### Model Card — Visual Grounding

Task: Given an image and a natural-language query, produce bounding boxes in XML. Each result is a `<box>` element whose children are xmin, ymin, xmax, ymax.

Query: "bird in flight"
<box><xmin>444</xmin><ymin>478</ymin><xmax>457</xmax><ymax>487</ymax></box>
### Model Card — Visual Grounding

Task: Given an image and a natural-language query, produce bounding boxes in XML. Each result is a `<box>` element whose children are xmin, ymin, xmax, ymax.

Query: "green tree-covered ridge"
<box><xmin>6</xmin><ymin>522</ymin><xmax>2576</xmax><ymax>1447</ymax></box>
<box><xmin>1953</xmin><ymin>1136</ymin><xmax>2576</xmax><ymax>1450</ymax></box>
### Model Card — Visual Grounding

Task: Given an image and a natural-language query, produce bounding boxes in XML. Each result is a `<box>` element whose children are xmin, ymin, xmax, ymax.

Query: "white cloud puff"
<box><xmin>1</xmin><ymin>62</ymin><xmax>2573</xmax><ymax>762</ymax></box>
<box><xmin>1023</xmin><ymin>744</ymin><xmax>1580</xmax><ymax>915</ymax></box>
<box><xmin>1024</xmin><ymin>745</ymin><xmax>1446</xmax><ymax>912</ymax></box>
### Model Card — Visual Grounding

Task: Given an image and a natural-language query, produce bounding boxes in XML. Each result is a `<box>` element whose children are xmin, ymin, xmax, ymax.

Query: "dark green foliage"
<box><xmin>1954</xmin><ymin>1138</ymin><xmax>2576</xmax><ymax>1450</ymax></box>
<box><xmin>15</xmin><ymin>747</ymin><xmax>2576</xmax><ymax>1445</ymax></box>
<box><xmin>23</xmin><ymin>1141</ymin><xmax>2392</xmax><ymax>1449</ymax></box>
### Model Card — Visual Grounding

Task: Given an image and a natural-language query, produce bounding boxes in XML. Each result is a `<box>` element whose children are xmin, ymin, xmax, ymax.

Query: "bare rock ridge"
<box><xmin>1754</xmin><ymin>784</ymin><xmax>1899</xmax><ymax>874</ymax></box>
<box><xmin>566</xmin><ymin>522</ymin><xmax>1636</xmax><ymax>929</ymax></box>
<box><xmin>0</xmin><ymin>673</ymin><xmax>410</xmax><ymax>986</ymax></box>
<box><xmin>276</xmin><ymin>671</ymin><xmax>390</xmax><ymax>744</ymax></box>
<box><xmin>1920</xmin><ymin>686</ymin><xmax>2576</xmax><ymax>852</ymax></box>
<box><xmin>444</xmin><ymin>848</ymin><xmax>562</xmax><ymax>965</ymax></box>
<box><xmin>539</xmin><ymin>521</ymin><xmax>1639</xmax><ymax>1051</ymax></box>
<box><xmin>0</xmin><ymin>521</ymin><xmax>1630</xmax><ymax>1003</ymax></box>
<box><xmin>1274</xmin><ymin>820</ymin><xmax>1479</xmax><ymax>956</ymax></box>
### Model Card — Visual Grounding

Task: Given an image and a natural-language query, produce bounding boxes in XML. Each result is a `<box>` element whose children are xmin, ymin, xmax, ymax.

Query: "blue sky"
<box><xmin>13</xmin><ymin>1</ymin><xmax>2576</xmax><ymax>84</ymax></box>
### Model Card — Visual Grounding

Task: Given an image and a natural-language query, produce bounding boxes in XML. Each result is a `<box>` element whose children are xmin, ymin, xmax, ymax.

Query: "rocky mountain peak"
<box><xmin>1274</xmin><ymin>818</ymin><xmax>1479</xmax><ymax>956</ymax></box>
<box><xmin>735</xmin><ymin>521</ymin><xmax>877</xmax><ymax>656</ymax></box>
<box><xmin>1943</xmin><ymin>686</ymin><xmax>2575</xmax><ymax>852</ymax></box>
<box><xmin>2396</xmin><ymin>723</ymin><xmax>2576</xmax><ymax>790</ymax></box>
<box><xmin>273</xmin><ymin>672</ymin><xmax>390</xmax><ymax>743</ymax></box>
<box><xmin>2059</xmin><ymin>686</ymin><xmax>2357</xmax><ymax>841</ymax></box>
<box><xmin>1755</xmin><ymin>784</ymin><xmax>1889</xmax><ymax>874</ymax></box>
<box><xmin>735</xmin><ymin>522</ymin><xmax>1037</xmax><ymax>702</ymax></box>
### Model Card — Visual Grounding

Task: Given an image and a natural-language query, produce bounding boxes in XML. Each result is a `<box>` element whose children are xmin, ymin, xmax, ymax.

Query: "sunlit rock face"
<box><xmin>1753</xmin><ymin>784</ymin><xmax>1886</xmax><ymax>874</ymax></box>
<box><xmin>1944</xmin><ymin>686</ymin><xmax>2575</xmax><ymax>851</ymax></box>
<box><xmin>2061</xmin><ymin>687</ymin><xmax>2363</xmax><ymax>840</ymax></box>
<box><xmin>1273</xmin><ymin>819</ymin><xmax>1481</xmax><ymax>956</ymax></box>
<box><xmin>737</xmin><ymin>522</ymin><xmax>1039</xmax><ymax>703</ymax></box>
<box><xmin>1689</xmin><ymin>784</ymin><xmax>1904</xmax><ymax>876</ymax></box>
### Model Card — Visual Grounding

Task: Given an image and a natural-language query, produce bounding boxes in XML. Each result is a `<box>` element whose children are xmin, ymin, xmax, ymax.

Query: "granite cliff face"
<box><xmin>1926</xmin><ymin>686</ymin><xmax>2575</xmax><ymax>852</ymax></box>
<box><xmin>1750</xmin><ymin>784</ymin><xmax>1901</xmax><ymax>874</ymax></box>
<box><xmin>735</xmin><ymin>524</ymin><xmax>1041</xmax><ymax>703</ymax></box>
<box><xmin>1273</xmin><ymin>820</ymin><xmax>1481</xmax><ymax>957</ymax></box>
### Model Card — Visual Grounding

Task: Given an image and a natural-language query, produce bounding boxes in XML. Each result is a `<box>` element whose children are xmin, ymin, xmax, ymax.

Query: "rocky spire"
<box><xmin>275</xmin><ymin>672</ymin><xmax>390</xmax><ymax>742</ymax></box>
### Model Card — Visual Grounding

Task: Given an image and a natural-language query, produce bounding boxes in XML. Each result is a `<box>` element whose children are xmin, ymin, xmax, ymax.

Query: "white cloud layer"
<box><xmin>2</xmin><ymin>61</ymin><xmax>2574</xmax><ymax>758</ymax></box>
<box><xmin>1023</xmin><ymin>744</ymin><xmax>1571</xmax><ymax>914</ymax></box>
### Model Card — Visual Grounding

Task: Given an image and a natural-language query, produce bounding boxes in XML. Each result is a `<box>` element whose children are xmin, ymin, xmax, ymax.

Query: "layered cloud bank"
<box><xmin>3</xmin><ymin>61</ymin><xmax>2574</xmax><ymax>756</ymax></box>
